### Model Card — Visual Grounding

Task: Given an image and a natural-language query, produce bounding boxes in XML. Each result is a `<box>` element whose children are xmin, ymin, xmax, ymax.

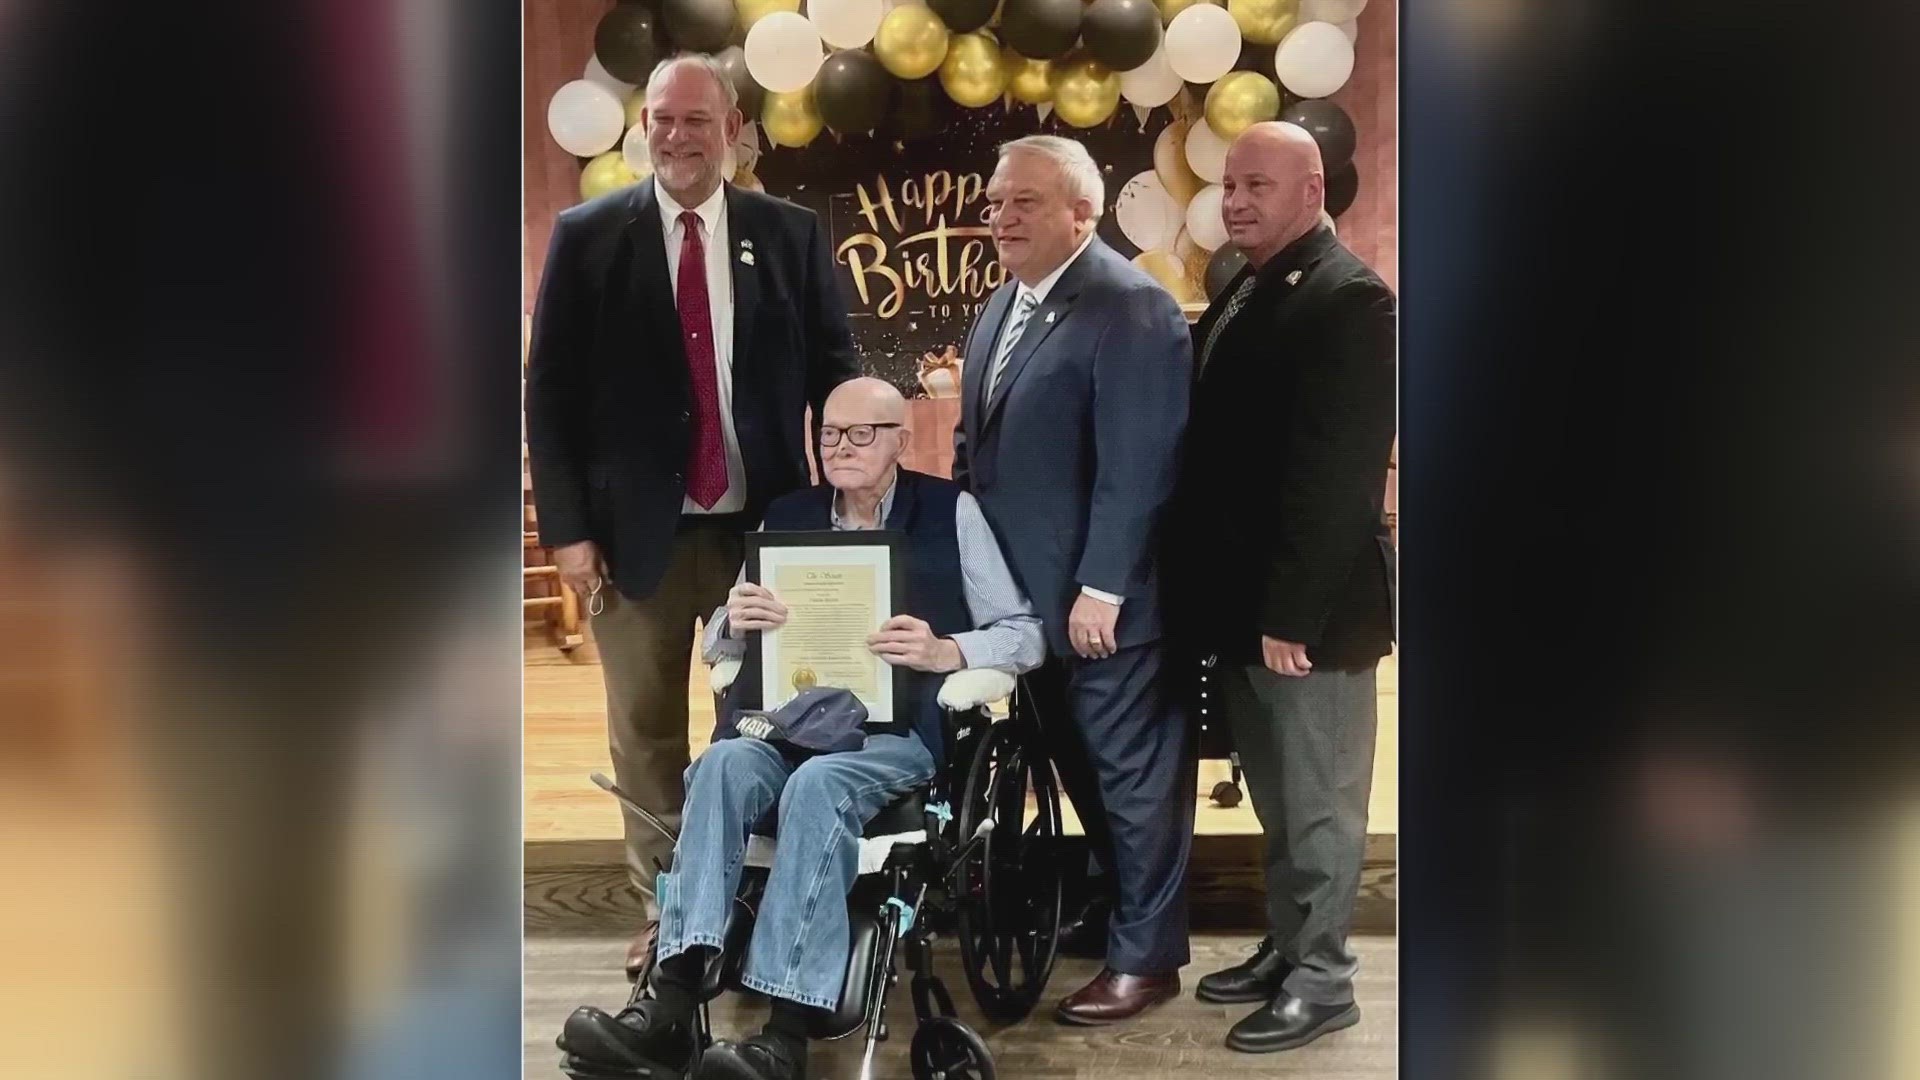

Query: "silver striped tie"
<box><xmin>987</xmin><ymin>292</ymin><xmax>1039</xmax><ymax>401</ymax></box>
<box><xmin>1198</xmin><ymin>275</ymin><xmax>1258</xmax><ymax>377</ymax></box>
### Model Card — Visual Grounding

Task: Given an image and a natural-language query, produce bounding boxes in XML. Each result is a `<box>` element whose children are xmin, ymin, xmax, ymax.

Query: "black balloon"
<box><xmin>594</xmin><ymin>4</ymin><xmax>665</xmax><ymax>84</ymax></box>
<box><xmin>1325</xmin><ymin>160</ymin><xmax>1358</xmax><ymax>217</ymax></box>
<box><xmin>663</xmin><ymin>0</ymin><xmax>734</xmax><ymax>53</ymax></box>
<box><xmin>887</xmin><ymin>77</ymin><xmax>943</xmax><ymax>140</ymax></box>
<box><xmin>713</xmin><ymin>45</ymin><xmax>764</xmax><ymax>119</ymax></box>
<box><xmin>1083</xmin><ymin>0</ymin><xmax>1162</xmax><ymax>72</ymax></box>
<box><xmin>814</xmin><ymin>50</ymin><xmax>892</xmax><ymax>135</ymax></box>
<box><xmin>1279</xmin><ymin>98</ymin><xmax>1356</xmax><ymax>169</ymax></box>
<box><xmin>930</xmin><ymin>0</ymin><xmax>998</xmax><ymax>33</ymax></box>
<box><xmin>999</xmin><ymin>0</ymin><xmax>1082</xmax><ymax>60</ymax></box>
<box><xmin>1205</xmin><ymin>246</ymin><xmax>1249</xmax><ymax>299</ymax></box>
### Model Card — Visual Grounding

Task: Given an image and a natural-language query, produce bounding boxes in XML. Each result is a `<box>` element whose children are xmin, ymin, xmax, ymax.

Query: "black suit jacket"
<box><xmin>525</xmin><ymin>179</ymin><xmax>859</xmax><ymax>599</ymax></box>
<box><xmin>952</xmin><ymin>238</ymin><xmax>1192</xmax><ymax>656</ymax></box>
<box><xmin>1173</xmin><ymin>226</ymin><xmax>1397</xmax><ymax>667</ymax></box>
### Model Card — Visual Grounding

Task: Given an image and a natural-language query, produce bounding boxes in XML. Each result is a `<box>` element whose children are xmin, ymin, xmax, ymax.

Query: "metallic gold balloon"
<box><xmin>580</xmin><ymin>151</ymin><xmax>640</xmax><ymax>201</ymax></box>
<box><xmin>1006</xmin><ymin>53</ymin><xmax>1054</xmax><ymax>104</ymax></box>
<box><xmin>1154</xmin><ymin>117</ymin><xmax>1205</xmax><ymax>206</ymax></box>
<box><xmin>939</xmin><ymin>32</ymin><xmax>1010</xmax><ymax>108</ymax></box>
<box><xmin>1204</xmin><ymin>70</ymin><xmax>1281</xmax><ymax>140</ymax></box>
<box><xmin>623</xmin><ymin>89</ymin><xmax>648</xmax><ymax>130</ymax></box>
<box><xmin>736</xmin><ymin>0</ymin><xmax>800</xmax><ymax>29</ymax></box>
<box><xmin>1156</xmin><ymin>0</ymin><xmax>1203</xmax><ymax>22</ymax></box>
<box><xmin>874</xmin><ymin>5</ymin><xmax>951</xmax><ymax>80</ymax></box>
<box><xmin>761</xmin><ymin>86</ymin><xmax>823</xmax><ymax>147</ymax></box>
<box><xmin>1049</xmin><ymin>59</ymin><xmax>1121</xmax><ymax>128</ymax></box>
<box><xmin>1227</xmin><ymin>0</ymin><xmax>1298</xmax><ymax>45</ymax></box>
<box><xmin>735</xmin><ymin>167</ymin><xmax>765</xmax><ymax>192</ymax></box>
<box><xmin>1174</xmin><ymin>227</ymin><xmax>1210</xmax><ymax>285</ymax></box>
<box><xmin>1133</xmin><ymin>249</ymin><xmax>1202</xmax><ymax>303</ymax></box>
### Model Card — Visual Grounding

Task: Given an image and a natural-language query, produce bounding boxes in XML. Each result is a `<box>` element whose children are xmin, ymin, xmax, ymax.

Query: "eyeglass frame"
<box><xmin>818</xmin><ymin>422</ymin><xmax>904</xmax><ymax>448</ymax></box>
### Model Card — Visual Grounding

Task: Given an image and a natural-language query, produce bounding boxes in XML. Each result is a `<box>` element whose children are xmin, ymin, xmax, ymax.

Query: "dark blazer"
<box><xmin>1172</xmin><ymin>226</ymin><xmax>1397</xmax><ymax>667</ymax></box>
<box><xmin>525</xmin><ymin>179</ymin><xmax>859</xmax><ymax>599</ymax></box>
<box><xmin>952</xmin><ymin>237</ymin><xmax>1192</xmax><ymax>657</ymax></box>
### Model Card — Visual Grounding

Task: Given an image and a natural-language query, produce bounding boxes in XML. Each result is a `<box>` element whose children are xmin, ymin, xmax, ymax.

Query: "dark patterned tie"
<box><xmin>675</xmin><ymin>210</ymin><xmax>727</xmax><ymax>509</ymax></box>
<box><xmin>987</xmin><ymin>292</ymin><xmax>1039</xmax><ymax>402</ymax></box>
<box><xmin>1198</xmin><ymin>274</ymin><xmax>1259</xmax><ymax>377</ymax></box>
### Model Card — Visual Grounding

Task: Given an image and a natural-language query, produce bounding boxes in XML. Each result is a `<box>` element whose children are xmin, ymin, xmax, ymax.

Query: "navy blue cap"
<box><xmin>734</xmin><ymin>687</ymin><xmax>868</xmax><ymax>755</ymax></box>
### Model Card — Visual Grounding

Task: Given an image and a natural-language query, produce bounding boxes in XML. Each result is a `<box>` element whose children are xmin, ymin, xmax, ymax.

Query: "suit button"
<box><xmin>681</xmin><ymin>409</ymin><xmax>691</xmax><ymax>420</ymax></box>
<box><xmin>673</xmin><ymin>472</ymin><xmax>684</xmax><ymax>482</ymax></box>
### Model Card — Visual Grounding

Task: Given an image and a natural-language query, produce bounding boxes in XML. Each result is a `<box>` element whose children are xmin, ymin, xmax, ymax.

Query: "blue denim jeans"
<box><xmin>654</xmin><ymin>734</ymin><xmax>935</xmax><ymax>1010</ymax></box>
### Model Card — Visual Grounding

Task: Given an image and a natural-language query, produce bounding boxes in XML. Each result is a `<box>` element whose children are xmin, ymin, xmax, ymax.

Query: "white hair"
<box><xmin>998</xmin><ymin>135</ymin><xmax>1106</xmax><ymax>219</ymax></box>
<box><xmin>645</xmin><ymin>53</ymin><xmax>738</xmax><ymax>111</ymax></box>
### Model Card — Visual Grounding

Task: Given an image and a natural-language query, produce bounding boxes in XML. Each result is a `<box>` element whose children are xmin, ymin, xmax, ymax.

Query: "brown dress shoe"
<box><xmin>624</xmin><ymin>919</ymin><xmax>658</xmax><ymax>982</ymax></box>
<box><xmin>1054</xmin><ymin>967</ymin><xmax>1181</xmax><ymax>1025</ymax></box>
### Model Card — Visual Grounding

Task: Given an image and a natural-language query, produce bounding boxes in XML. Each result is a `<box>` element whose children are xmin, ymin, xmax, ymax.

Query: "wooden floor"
<box><xmin>524</xmin><ymin>630</ymin><xmax>1398</xmax><ymax>846</ymax></box>
<box><xmin>524</xmin><ymin>930</ymin><xmax>1398</xmax><ymax>1079</ymax></box>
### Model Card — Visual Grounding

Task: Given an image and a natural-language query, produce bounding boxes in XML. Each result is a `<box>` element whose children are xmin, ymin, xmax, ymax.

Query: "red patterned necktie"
<box><xmin>675</xmin><ymin>209</ymin><xmax>728</xmax><ymax>509</ymax></box>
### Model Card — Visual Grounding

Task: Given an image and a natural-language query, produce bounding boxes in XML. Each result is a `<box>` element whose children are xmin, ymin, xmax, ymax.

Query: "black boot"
<box><xmin>1195</xmin><ymin>937</ymin><xmax>1292</xmax><ymax>1004</ymax></box>
<box><xmin>694</xmin><ymin>1034</ymin><xmax>806</xmax><ymax>1080</ymax></box>
<box><xmin>558</xmin><ymin>948</ymin><xmax>711</xmax><ymax>1077</ymax></box>
<box><xmin>1224</xmin><ymin>993</ymin><xmax>1361</xmax><ymax>1054</ymax></box>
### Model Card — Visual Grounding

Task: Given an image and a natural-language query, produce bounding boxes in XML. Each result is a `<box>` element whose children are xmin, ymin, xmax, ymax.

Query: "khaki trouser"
<box><xmin>592</xmin><ymin>520</ymin><xmax>743</xmax><ymax>915</ymax></box>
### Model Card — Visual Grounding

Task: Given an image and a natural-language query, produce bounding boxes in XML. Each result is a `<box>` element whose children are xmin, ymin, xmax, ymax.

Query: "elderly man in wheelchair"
<box><xmin>558</xmin><ymin>379</ymin><xmax>1045</xmax><ymax>1080</ymax></box>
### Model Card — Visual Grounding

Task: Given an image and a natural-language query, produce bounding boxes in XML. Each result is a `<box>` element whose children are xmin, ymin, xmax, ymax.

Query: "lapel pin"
<box><xmin>1286</xmin><ymin>270</ymin><xmax>1303</xmax><ymax>285</ymax></box>
<box><xmin>741</xmin><ymin>238</ymin><xmax>753</xmax><ymax>248</ymax></box>
<box><xmin>740</xmin><ymin>249</ymin><xmax>755</xmax><ymax>266</ymax></box>
<box><xmin>1045</xmin><ymin>311</ymin><xmax>1056</xmax><ymax>324</ymax></box>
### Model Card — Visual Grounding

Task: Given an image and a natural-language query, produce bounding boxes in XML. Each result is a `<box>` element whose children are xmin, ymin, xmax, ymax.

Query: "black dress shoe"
<box><xmin>557</xmin><ymin>1000</ymin><xmax>696</xmax><ymax>1077</ymax></box>
<box><xmin>1057</xmin><ymin>898</ymin><xmax>1110</xmax><ymax>960</ymax></box>
<box><xmin>1225</xmin><ymin>993</ymin><xmax>1361</xmax><ymax>1053</ymax></box>
<box><xmin>1195</xmin><ymin>937</ymin><xmax>1293</xmax><ymax>1004</ymax></box>
<box><xmin>696</xmin><ymin>1034</ymin><xmax>806</xmax><ymax>1080</ymax></box>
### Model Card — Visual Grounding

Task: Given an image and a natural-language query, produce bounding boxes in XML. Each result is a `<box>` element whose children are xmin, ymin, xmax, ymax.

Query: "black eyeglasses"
<box><xmin>819</xmin><ymin>423</ymin><xmax>902</xmax><ymax>447</ymax></box>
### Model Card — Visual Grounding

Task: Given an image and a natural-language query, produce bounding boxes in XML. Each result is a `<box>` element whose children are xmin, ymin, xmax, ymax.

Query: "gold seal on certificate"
<box><xmin>746</xmin><ymin>531</ymin><xmax>909</xmax><ymax>727</ymax></box>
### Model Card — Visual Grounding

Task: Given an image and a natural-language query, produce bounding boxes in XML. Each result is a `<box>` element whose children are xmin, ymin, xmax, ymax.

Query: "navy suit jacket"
<box><xmin>525</xmin><ymin>179</ymin><xmax>859</xmax><ymax>600</ymax></box>
<box><xmin>951</xmin><ymin>237</ymin><xmax>1192</xmax><ymax>657</ymax></box>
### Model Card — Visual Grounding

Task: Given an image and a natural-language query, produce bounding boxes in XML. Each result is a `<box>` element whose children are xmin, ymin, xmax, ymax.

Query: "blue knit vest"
<box><xmin>718</xmin><ymin>469</ymin><xmax>969</xmax><ymax>769</ymax></box>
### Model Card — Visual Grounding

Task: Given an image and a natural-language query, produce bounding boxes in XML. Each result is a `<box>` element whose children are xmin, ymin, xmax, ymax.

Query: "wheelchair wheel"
<box><xmin>954</xmin><ymin>717</ymin><xmax>1064</xmax><ymax>1021</ymax></box>
<box><xmin>910</xmin><ymin>1017</ymin><xmax>994</xmax><ymax>1080</ymax></box>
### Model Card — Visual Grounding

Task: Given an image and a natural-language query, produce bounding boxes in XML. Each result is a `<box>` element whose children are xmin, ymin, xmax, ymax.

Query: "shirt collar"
<box><xmin>658</xmin><ymin>182</ymin><xmax>726</xmax><ymax>238</ymax></box>
<box><xmin>1018</xmin><ymin>228</ymin><xmax>1097</xmax><ymax>306</ymax></box>
<box><xmin>829</xmin><ymin>473</ymin><xmax>898</xmax><ymax>530</ymax></box>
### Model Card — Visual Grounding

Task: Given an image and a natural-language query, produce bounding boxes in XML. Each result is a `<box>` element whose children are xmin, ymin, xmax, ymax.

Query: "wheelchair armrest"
<box><xmin>709</xmin><ymin>657</ymin><xmax>742</xmax><ymax>695</ymax></box>
<box><xmin>937</xmin><ymin>668</ymin><xmax>1015</xmax><ymax>711</ymax></box>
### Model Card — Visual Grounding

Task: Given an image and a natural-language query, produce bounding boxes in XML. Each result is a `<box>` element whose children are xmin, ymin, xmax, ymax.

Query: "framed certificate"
<box><xmin>745</xmin><ymin>530</ymin><xmax>911</xmax><ymax>727</ymax></box>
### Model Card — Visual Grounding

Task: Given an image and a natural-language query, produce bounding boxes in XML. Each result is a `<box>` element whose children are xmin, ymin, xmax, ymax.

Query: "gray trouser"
<box><xmin>1219</xmin><ymin>661</ymin><xmax>1378</xmax><ymax>1005</ymax></box>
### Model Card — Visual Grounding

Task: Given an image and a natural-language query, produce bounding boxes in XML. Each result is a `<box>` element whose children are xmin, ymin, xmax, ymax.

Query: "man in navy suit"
<box><xmin>526</xmin><ymin>54</ymin><xmax>859</xmax><ymax>977</ymax></box>
<box><xmin>952</xmin><ymin>135</ymin><xmax>1194</xmax><ymax>1024</ymax></box>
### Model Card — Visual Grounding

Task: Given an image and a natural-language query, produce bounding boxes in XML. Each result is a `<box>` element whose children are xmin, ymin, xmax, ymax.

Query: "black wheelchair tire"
<box><xmin>909</xmin><ymin>1016</ymin><xmax>995</xmax><ymax>1080</ymax></box>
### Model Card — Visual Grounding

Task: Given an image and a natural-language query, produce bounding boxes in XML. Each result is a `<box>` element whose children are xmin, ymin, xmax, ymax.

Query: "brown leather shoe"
<box><xmin>1054</xmin><ymin>967</ymin><xmax>1181</xmax><ymax>1025</ymax></box>
<box><xmin>624</xmin><ymin>919</ymin><xmax>658</xmax><ymax>983</ymax></box>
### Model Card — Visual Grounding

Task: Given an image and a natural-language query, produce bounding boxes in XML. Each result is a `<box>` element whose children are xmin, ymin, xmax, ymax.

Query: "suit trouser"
<box><xmin>1025</xmin><ymin>642</ymin><xmax>1196</xmax><ymax>974</ymax></box>
<box><xmin>1218</xmin><ymin>661</ymin><xmax>1378</xmax><ymax>1005</ymax></box>
<box><xmin>592</xmin><ymin>520</ymin><xmax>743</xmax><ymax>914</ymax></box>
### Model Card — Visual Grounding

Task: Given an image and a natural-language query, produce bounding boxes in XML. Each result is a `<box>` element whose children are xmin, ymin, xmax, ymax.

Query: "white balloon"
<box><xmin>811</xmin><ymin>0</ymin><xmax>885</xmax><ymax>49</ymax></box>
<box><xmin>548</xmin><ymin>79</ymin><xmax>626</xmax><ymax>157</ymax></box>
<box><xmin>1299</xmin><ymin>0</ymin><xmax>1366</xmax><ymax>21</ymax></box>
<box><xmin>1115</xmin><ymin>171</ymin><xmax>1184</xmax><ymax>253</ymax></box>
<box><xmin>584</xmin><ymin>53</ymin><xmax>638</xmax><ymax>97</ymax></box>
<box><xmin>1119</xmin><ymin>44</ymin><xmax>1183</xmax><ymax>107</ymax></box>
<box><xmin>1185</xmin><ymin>184</ymin><xmax>1228</xmax><ymax>251</ymax></box>
<box><xmin>1338</xmin><ymin>17</ymin><xmax>1359</xmax><ymax>41</ymax></box>
<box><xmin>744</xmin><ymin>11</ymin><xmax>825</xmax><ymax>93</ymax></box>
<box><xmin>1274</xmin><ymin>21</ymin><xmax>1355</xmax><ymax>98</ymax></box>
<box><xmin>1183</xmin><ymin>118</ymin><xmax>1229</xmax><ymax>183</ymax></box>
<box><xmin>1164</xmin><ymin>4</ymin><xmax>1241</xmax><ymax>84</ymax></box>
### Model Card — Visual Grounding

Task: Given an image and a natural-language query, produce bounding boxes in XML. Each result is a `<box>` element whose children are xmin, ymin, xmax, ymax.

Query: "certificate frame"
<box><xmin>744</xmin><ymin>530</ymin><xmax>911</xmax><ymax>726</ymax></box>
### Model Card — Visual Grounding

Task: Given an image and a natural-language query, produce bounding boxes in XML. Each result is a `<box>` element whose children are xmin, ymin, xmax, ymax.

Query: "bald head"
<box><xmin>819</xmin><ymin>378</ymin><xmax>909</xmax><ymax>498</ymax></box>
<box><xmin>1220</xmin><ymin>121</ymin><xmax>1327</xmax><ymax>267</ymax></box>
<box><xmin>823</xmin><ymin>377</ymin><xmax>907</xmax><ymax>426</ymax></box>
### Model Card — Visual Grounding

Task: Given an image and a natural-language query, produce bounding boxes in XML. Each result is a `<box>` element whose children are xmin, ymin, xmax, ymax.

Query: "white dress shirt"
<box><xmin>995</xmin><ymin>229</ymin><xmax>1123</xmax><ymax>608</ymax></box>
<box><xmin>659</xmin><ymin>183</ymin><xmax>746</xmax><ymax>514</ymax></box>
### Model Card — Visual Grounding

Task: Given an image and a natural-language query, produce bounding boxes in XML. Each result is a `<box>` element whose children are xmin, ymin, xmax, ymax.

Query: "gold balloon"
<box><xmin>761</xmin><ymin>87</ymin><xmax>823</xmax><ymax>147</ymax></box>
<box><xmin>623</xmin><ymin>89</ymin><xmax>648</xmax><ymax>130</ymax></box>
<box><xmin>1006</xmin><ymin>53</ymin><xmax>1054</xmax><ymax>105</ymax></box>
<box><xmin>580</xmin><ymin>151</ymin><xmax>640</xmax><ymax>201</ymax></box>
<box><xmin>1049</xmin><ymin>59</ymin><xmax>1121</xmax><ymax>129</ymax></box>
<box><xmin>1133</xmin><ymin>249</ymin><xmax>1202</xmax><ymax>303</ymax></box>
<box><xmin>736</xmin><ymin>0</ymin><xmax>800</xmax><ymax>29</ymax></box>
<box><xmin>1174</xmin><ymin>227</ymin><xmax>1211</xmax><ymax>285</ymax></box>
<box><xmin>1154</xmin><ymin>117</ymin><xmax>1205</xmax><ymax>206</ymax></box>
<box><xmin>1156</xmin><ymin>0</ymin><xmax>1203</xmax><ymax>22</ymax></box>
<box><xmin>874</xmin><ymin>5</ymin><xmax>951</xmax><ymax>80</ymax></box>
<box><xmin>1204</xmin><ymin>70</ymin><xmax>1281</xmax><ymax>140</ymax></box>
<box><xmin>1228</xmin><ymin>0</ymin><xmax>1297</xmax><ymax>45</ymax></box>
<box><xmin>734</xmin><ymin>167</ymin><xmax>765</xmax><ymax>192</ymax></box>
<box><xmin>940</xmin><ymin>32</ymin><xmax>1010</xmax><ymax>108</ymax></box>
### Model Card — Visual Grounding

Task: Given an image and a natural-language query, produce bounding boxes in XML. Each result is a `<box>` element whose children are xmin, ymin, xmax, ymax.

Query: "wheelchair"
<box><xmin>559</xmin><ymin>660</ymin><xmax>1066</xmax><ymax>1080</ymax></box>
